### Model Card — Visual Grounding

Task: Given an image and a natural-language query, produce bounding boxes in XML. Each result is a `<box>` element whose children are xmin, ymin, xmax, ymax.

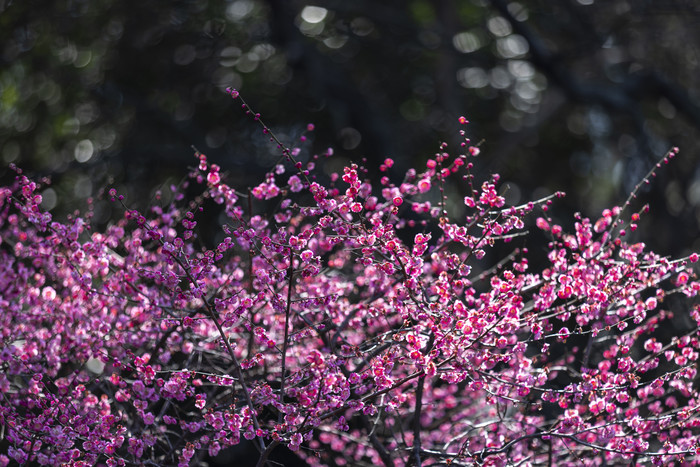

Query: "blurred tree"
<box><xmin>2</xmin><ymin>0</ymin><xmax>700</xmax><ymax>251</ymax></box>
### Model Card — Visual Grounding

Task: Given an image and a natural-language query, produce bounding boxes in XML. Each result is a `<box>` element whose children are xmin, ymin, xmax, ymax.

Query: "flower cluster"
<box><xmin>1</xmin><ymin>93</ymin><xmax>699</xmax><ymax>466</ymax></box>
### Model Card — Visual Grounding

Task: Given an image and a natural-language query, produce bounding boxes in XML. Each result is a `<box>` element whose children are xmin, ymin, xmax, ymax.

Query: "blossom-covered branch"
<box><xmin>1</xmin><ymin>93</ymin><xmax>699</xmax><ymax>466</ymax></box>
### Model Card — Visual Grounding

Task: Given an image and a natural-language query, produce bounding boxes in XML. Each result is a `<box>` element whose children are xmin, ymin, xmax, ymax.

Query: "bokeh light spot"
<box><xmin>74</xmin><ymin>139</ymin><xmax>94</xmax><ymax>163</ymax></box>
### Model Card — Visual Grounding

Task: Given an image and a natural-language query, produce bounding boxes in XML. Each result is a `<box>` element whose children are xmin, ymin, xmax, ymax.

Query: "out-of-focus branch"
<box><xmin>489</xmin><ymin>0</ymin><xmax>700</xmax><ymax>142</ymax></box>
<box><xmin>264</xmin><ymin>0</ymin><xmax>395</xmax><ymax>165</ymax></box>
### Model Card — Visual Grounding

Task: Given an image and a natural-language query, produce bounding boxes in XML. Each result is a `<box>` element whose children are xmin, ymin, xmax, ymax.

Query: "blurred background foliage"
<box><xmin>2</xmin><ymin>0</ymin><xmax>700</xmax><ymax>254</ymax></box>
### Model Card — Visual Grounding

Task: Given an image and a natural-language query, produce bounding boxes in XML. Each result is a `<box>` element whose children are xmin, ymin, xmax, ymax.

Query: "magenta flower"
<box><xmin>0</xmin><ymin>100</ymin><xmax>697</xmax><ymax>467</ymax></box>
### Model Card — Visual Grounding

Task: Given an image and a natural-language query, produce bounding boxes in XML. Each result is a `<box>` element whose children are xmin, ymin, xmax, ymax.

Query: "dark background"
<box><xmin>2</xmin><ymin>0</ymin><xmax>700</xmax><ymax>254</ymax></box>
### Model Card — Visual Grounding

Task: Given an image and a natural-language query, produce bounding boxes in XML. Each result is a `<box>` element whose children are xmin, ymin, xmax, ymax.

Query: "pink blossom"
<box><xmin>417</xmin><ymin>178</ymin><xmax>431</xmax><ymax>193</ymax></box>
<box><xmin>207</xmin><ymin>171</ymin><xmax>220</xmax><ymax>185</ymax></box>
<box><xmin>1</xmin><ymin>98</ymin><xmax>697</xmax><ymax>467</ymax></box>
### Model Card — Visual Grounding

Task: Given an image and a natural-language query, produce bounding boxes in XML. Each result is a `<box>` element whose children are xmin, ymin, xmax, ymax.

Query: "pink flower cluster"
<box><xmin>1</xmin><ymin>94</ymin><xmax>699</xmax><ymax>466</ymax></box>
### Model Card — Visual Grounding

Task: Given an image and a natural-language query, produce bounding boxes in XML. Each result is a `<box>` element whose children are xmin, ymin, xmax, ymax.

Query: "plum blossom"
<box><xmin>0</xmin><ymin>103</ymin><xmax>696</xmax><ymax>467</ymax></box>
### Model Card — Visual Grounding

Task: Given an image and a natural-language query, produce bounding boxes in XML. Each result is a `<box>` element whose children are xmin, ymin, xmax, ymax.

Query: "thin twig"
<box><xmin>279</xmin><ymin>247</ymin><xmax>294</xmax><ymax>424</ymax></box>
<box><xmin>409</xmin><ymin>374</ymin><xmax>426</xmax><ymax>467</ymax></box>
